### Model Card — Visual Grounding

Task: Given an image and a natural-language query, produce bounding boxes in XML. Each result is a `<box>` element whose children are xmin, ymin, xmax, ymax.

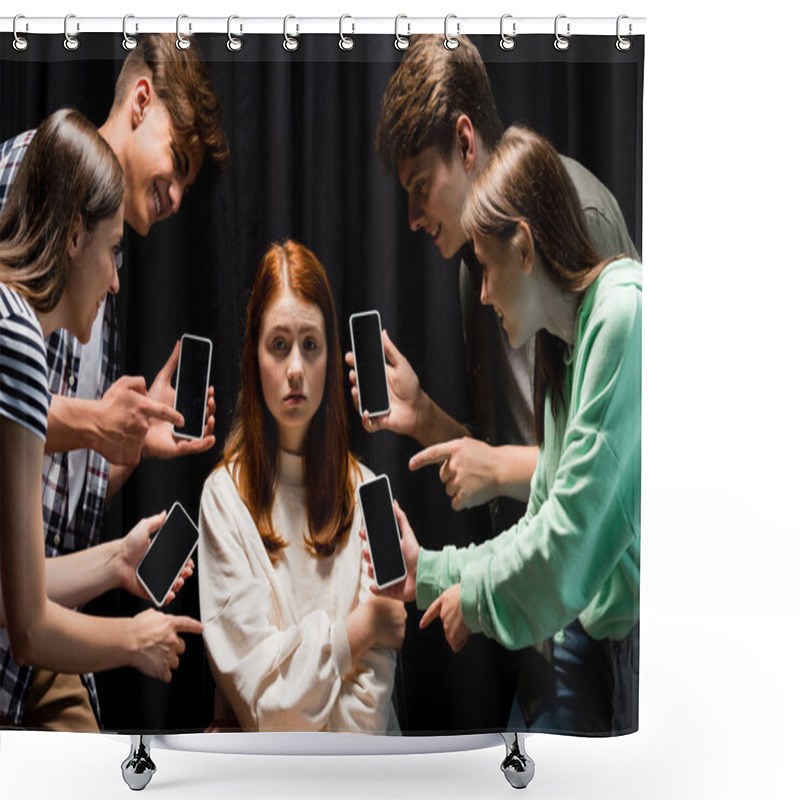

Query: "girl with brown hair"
<box><xmin>371</xmin><ymin>126</ymin><xmax>641</xmax><ymax>735</ymax></box>
<box><xmin>199</xmin><ymin>240</ymin><xmax>404</xmax><ymax>732</ymax></box>
<box><xmin>0</xmin><ymin>109</ymin><xmax>202</xmax><ymax>729</ymax></box>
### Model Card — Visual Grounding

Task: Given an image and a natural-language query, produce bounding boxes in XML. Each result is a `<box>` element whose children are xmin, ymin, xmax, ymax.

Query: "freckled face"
<box><xmin>258</xmin><ymin>288</ymin><xmax>328</xmax><ymax>454</ymax></box>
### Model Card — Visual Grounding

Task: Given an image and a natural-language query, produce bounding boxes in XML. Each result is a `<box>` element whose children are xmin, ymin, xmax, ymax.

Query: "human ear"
<box><xmin>516</xmin><ymin>222</ymin><xmax>536</xmax><ymax>274</ymax></box>
<box><xmin>455</xmin><ymin>115</ymin><xmax>476</xmax><ymax>171</ymax></box>
<box><xmin>131</xmin><ymin>77</ymin><xmax>154</xmax><ymax>129</ymax></box>
<box><xmin>66</xmin><ymin>218</ymin><xmax>84</xmax><ymax>260</ymax></box>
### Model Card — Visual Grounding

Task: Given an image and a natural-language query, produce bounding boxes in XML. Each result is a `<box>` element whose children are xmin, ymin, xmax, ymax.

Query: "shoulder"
<box><xmin>579</xmin><ymin>259</ymin><xmax>642</xmax><ymax>351</ymax></box>
<box><xmin>0</xmin><ymin>285</ymin><xmax>49</xmax><ymax>441</ymax></box>
<box><xmin>0</xmin><ymin>130</ymin><xmax>36</xmax><ymax>203</ymax></box>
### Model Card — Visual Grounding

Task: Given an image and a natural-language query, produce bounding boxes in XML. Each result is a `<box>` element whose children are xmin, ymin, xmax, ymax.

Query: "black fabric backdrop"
<box><xmin>0</xmin><ymin>32</ymin><xmax>643</xmax><ymax>734</ymax></box>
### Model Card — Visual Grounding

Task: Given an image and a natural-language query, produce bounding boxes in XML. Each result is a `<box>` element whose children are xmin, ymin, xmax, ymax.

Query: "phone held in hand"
<box><xmin>173</xmin><ymin>333</ymin><xmax>213</xmax><ymax>440</ymax></box>
<box><xmin>349</xmin><ymin>310</ymin><xmax>390</xmax><ymax>418</ymax></box>
<box><xmin>136</xmin><ymin>502</ymin><xmax>200</xmax><ymax>608</ymax></box>
<box><xmin>358</xmin><ymin>474</ymin><xmax>407</xmax><ymax>590</ymax></box>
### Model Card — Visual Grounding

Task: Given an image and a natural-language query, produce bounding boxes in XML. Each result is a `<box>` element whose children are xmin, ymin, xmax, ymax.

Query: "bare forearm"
<box><xmin>45</xmin><ymin>395</ymin><xmax>100</xmax><ymax>454</ymax></box>
<box><xmin>492</xmin><ymin>445</ymin><xmax>539</xmax><ymax>502</ymax></box>
<box><xmin>13</xmin><ymin>600</ymin><xmax>136</xmax><ymax>674</ymax></box>
<box><xmin>415</xmin><ymin>393</ymin><xmax>471</xmax><ymax>448</ymax></box>
<box><xmin>107</xmin><ymin>463</ymin><xmax>135</xmax><ymax>499</ymax></box>
<box><xmin>43</xmin><ymin>540</ymin><xmax>122</xmax><ymax>609</ymax></box>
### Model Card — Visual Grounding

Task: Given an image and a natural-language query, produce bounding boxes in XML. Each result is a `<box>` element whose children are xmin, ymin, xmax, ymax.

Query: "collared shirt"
<box><xmin>0</xmin><ymin>130</ymin><xmax>119</xmax><ymax>727</ymax></box>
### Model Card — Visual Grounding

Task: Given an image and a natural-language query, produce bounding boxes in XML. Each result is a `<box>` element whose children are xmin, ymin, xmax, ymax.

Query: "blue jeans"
<box><xmin>508</xmin><ymin>620</ymin><xmax>639</xmax><ymax>736</ymax></box>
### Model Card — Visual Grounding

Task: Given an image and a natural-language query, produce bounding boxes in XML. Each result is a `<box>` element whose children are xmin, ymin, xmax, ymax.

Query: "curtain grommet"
<box><xmin>339</xmin><ymin>15</ymin><xmax>355</xmax><ymax>51</ymax></box>
<box><xmin>176</xmin><ymin>14</ymin><xmax>191</xmax><ymax>51</ymax></box>
<box><xmin>64</xmin><ymin>14</ymin><xmax>80</xmax><ymax>51</ymax></box>
<box><xmin>554</xmin><ymin>14</ymin><xmax>570</xmax><ymax>51</ymax></box>
<box><xmin>227</xmin><ymin>15</ymin><xmax>242</xmax><ymax>52</ymax></box>
<box><xmin>500</xmin><ymin>14</ymin><xmax>516</xmax><ymax>51</ymax></box>
<box><xmin>394</xmin><ymin>15</ymin><xmax>410</xmax><ymax>50</ymax></box>
<box><xmin>122</xmin><ymin>14</ymin><xmax>138</xmax><ymax>51</ymax></box>
<box><xmin>283</xmin><ymin>15</ymin><xmax>299</xmax><ymax>52</ymax></box>
<box><xmin>443</xmin><ymin>14</ymin><xmax>459</xmax><ymax>50</ymax></box>
<box><xmin>616</xmin><ymin>15</ymin><xmax>632</xmax><ymax>51</ymax></box>
<box><xmin>12</xmin><ymin>15</ymin><xmax>28</xmax><ymax>51</ymax></box>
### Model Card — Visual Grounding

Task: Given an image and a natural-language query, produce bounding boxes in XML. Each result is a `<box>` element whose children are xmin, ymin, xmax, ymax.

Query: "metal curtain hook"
<box><xmin>122</xmin><ymin>14</ymin><xmax>138</xmax><ymax>51</ymax></box>
<box><xmin>339</xmin><ymin>14</ymin><xmax>354</xmax><ymax>51</ymax></box>
<box><xmin>443</xmin><ymin>14</ymin><xmax>459</xmax><ymax>50</ymax></box>
<box><xmin>554</xmin><ymin>14</ymin><xmax>570</xmax><ymax>51</ymax></box>
<box><xmin>616</xmin><ymin>15</ymin><xmax>632</xmax><ymax>51</ymax></box>
<box><xmin>395</xmin><ymin>14</ymin><xmax>410</xmax><ymax>50</ymax></box>
<box><xmin>64</xmin><ymin>13</ymin><xmax>79</xmax><ymax>51</ymax></box>
<box><xmin>227</xmin><ymin>15</ymin><xmax>242</xmax><ymax>51</ymax></box>
<box><xmin>500</xmin><ymin>14</ymin><xmax>516</xmax><ymax>51</ymax></box>
<box><xmin>283</xmin><ymin>15</ymin><xmax>299</xmax><ymax>51</ymax></box>
<box><xmin>12</xmin><ymin>15</ymin><xmax>28</xmax><ymax>51</ymax></box>
<box><xmin>176</xmin><ymin>14</ymin><xmax>191</xmax><ymax>50</ymax></box>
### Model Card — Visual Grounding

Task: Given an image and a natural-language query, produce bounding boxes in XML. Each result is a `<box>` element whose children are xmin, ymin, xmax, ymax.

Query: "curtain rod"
<box><xmin>0</xmin><ymin>15</ymin><xmax>646</xmax><ymax>37</ymax></box>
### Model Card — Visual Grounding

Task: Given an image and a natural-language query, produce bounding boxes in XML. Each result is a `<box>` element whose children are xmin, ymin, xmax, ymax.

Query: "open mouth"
<box><xmin>153</xmin><ymin>185</ymin><xmax>163</xmax><ymax>218</ymax></box>
<box><xmin>284</xmin><ymin>393</ymin><xmax>306</xmax><ymax>404</ymax></box>
<box><xmin>430</xmin><ymin>222</ymin><xmax>442</xmax><ymax>241</ymax></box>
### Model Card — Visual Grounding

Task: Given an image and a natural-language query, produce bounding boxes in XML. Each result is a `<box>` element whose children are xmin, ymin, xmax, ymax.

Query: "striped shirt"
<box><xmin>0</xmin><ymin>285</ymin><xmax>51</xmax><ymax>441</ymax></box>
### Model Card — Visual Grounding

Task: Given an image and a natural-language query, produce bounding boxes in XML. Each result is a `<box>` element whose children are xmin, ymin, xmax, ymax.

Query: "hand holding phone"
<box><xmin>358</xmin><ymin>475</ymin><xmax>407</xmax><ymax>590</ymax></box>
<box><xmin>173</xmin><ymin>334</ymin><xmax>213</xmax><ymax>440</ymax></box>
<box><xmin>349</xmin><ymin>311</ymin><xmax>390</xmax><ymax>418</ymax></box>
<box><xmin>136</xmin><ymin>502</ymin><xmax>200</xmax><ymax>607</ymax></box>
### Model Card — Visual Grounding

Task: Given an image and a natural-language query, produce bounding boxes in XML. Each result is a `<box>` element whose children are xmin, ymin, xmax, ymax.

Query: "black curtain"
<box><xmin>0</xmin><ymin>32</ymin><xmax>643</xmax><ymax>734</ymax></box>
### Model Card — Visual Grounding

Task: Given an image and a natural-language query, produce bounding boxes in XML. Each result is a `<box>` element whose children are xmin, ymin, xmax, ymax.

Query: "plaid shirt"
<box><xmin>0</xmin><ymin>131</ymin><xmax>119</xmax><ymax>727</ymax></box>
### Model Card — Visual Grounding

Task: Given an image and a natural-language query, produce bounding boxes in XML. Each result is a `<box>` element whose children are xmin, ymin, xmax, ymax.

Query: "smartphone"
<box><xmin>136</xmin><ymin>502</ymin><xmax>199</xmax><ymax>608</ymax></box>
<box><xmin>173</xmin><ymin>334</ymin><xmax>212</xmax><ymax>440</ymax></box>
<box><xmin>358</xmin><ymin>474</ymin><xmax>406</xmax><ymax>591</ymax></box>
<box><xmin>349</xmin><ymin>310</ymin><xmax>390</xmax><ymax>418</ymax></box>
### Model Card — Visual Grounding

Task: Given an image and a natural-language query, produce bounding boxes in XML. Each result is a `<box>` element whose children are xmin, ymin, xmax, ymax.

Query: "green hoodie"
<box><xmin>417</xmin><ymin>257</ymin><xmax>641</xmax><ymax>647</ymax></box>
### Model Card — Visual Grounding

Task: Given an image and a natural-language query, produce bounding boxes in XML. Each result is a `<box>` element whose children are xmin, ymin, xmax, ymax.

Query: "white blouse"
<box><xmin>198</xmin><ymin>451</ymin><xmax>398</xmax><ymax>733</ymax></box>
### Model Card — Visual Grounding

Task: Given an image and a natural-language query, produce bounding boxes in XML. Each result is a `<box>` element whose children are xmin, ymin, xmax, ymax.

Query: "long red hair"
<box><xmin>222</xmin><ymin>240</ymin><xmax>357</xmax><ymax>560</ymax></box>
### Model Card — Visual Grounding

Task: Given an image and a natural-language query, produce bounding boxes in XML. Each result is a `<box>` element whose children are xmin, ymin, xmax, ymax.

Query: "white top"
<box><xmin>199</xmin><ymin>452</ymin><xmax>398</xmax><ymax>733</ymax></box>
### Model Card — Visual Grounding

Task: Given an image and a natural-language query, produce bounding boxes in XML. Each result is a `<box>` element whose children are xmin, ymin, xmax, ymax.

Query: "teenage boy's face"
<box><xmin>398</xmin><ymin>146</ymin><xmax>470</xmax><ymax>260</ymax></box>
<box><xmin>125</xmin><ymin>99</ymin><xmax>203</xmax><ymax>237</ymax></box>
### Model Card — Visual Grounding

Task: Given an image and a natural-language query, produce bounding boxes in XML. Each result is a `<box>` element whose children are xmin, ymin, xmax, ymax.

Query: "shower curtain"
<box><xmin>0</xmin><ymin>24</ymin><xmax>643</xmax><ymax>737</ymax></box>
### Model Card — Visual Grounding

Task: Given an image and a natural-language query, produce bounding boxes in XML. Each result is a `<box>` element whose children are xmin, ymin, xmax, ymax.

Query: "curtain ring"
<box><xmin>616</xmin><ymin>15</ymin><xmax>632</xmax><ymax>52</ymax></box>
<box><xmin>227</xmin><ymin>15</ymin><xmax>242</xmax><ymax>51</ymax></box>
<box><xmin>554</xmin><ymin>14</ymin><xmax>570</xmax><ymax>51</ymax></box>
<box><xmin>443</xmin><ymin>14</ymin><xmax>459</xmax><ymax>50</ymax></box>
<box><xmin>64</xmin><ymin>13</ymin><xmax>79</xmax><ymax>51</ymax></box>
<box><xmin>122</xmin><ymin>15</ymin><xmax>138</xmax><ymax>51</ymax></box>
<box><xmin>176</xmin><ymin>14</ymin><xmax>191</xmax><ymax>50</ymax></box>
<box><xmin>12</xmin><ymin>15</ymin><xmax>28</xmax><ymax>52</ymax></box>
<box><xmin>283</xmin><ymin>15</ymin><xmax>299</xmax><ymax>51</ymax></box>
<box><xmin>394</xmin><ymin>15</ymin><xmax>410</xmax><ymax>50</ymax></box>
<box><xmin>339</xmin><ymin>15</ymin><xmax>354</xmax><ymax>51</ymax></box>
<box><xmin>499</xmin><ymin>14</ymin><xmax>516</xmax><ymax>51</ymax></box>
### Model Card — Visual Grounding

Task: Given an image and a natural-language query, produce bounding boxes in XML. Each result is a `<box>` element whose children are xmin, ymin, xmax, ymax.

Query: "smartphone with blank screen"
<box><xmin>173</xmin><ymin>334</ymin><xmax>212</xmax><ymax>440</ymax></box>
<box><xmin>136</xmin><ymin>502</ymin><xmax>199</xmax><ymax>608</ymax></box>
<box><xmin>349</xmin><ymin>311</ymin><xmax>390</xmax><ymax>418</ymax></box>
<box><xmin>358</xmin><ymin>474</ymin><xmax>406</xmax><ymax>591</ymax></box>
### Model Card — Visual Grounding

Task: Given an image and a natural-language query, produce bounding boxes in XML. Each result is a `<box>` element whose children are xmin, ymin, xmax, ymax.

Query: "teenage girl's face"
<box><xmin>258</xmin><ymin>287</ymin><xmax>328</xmax><ymax>454</ymax></box>
<box><xmin>64</xmin><ymin>206</ymin><xmax>124</xmax><ymax>344</ymax></box>
<box><xmin>474</xmin><ymin>231</ymin><xmax>539</xmax><ymax>348</ymax></box>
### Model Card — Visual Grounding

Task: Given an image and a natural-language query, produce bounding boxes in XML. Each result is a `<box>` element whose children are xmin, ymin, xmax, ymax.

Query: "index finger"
<box><xmin>142</xmin><ymin>397</ymin><xmax>185</xmax><ymax>427</ymax></box>
<box><xmin>171</xmin><ymin>616</ymin><xmax>204</xmax><ymax>635</ymax></box>
<box><xmin>419</xmin><ymin>597</ymin><xmax>443</xmax><ymax>630</ymax></box>
<box><xmin>409</xmin><ymin>441</ymin><xmax>457</xmax><ymax>471</ymax></box>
